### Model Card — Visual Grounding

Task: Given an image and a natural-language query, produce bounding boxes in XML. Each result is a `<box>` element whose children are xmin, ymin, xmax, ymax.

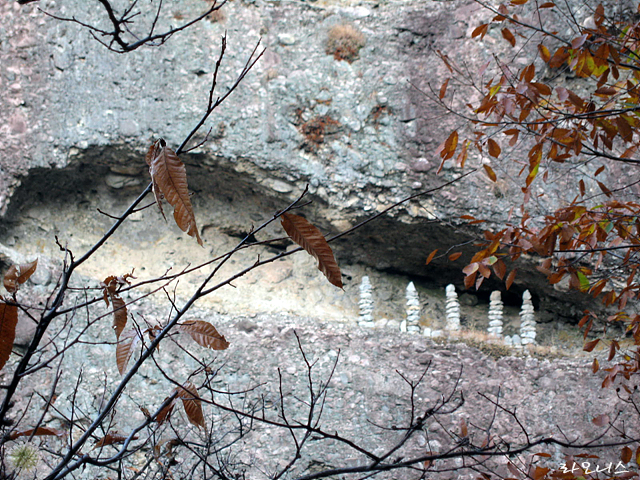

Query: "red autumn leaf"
<box><xmin>425</xmin><ymin>249</ymin><xmax>438</xmax><ymax>265</ymax></box>
<box><xmin>179</xmin><ymin>320</ymin><xmax>230</xmax><ymax>350</ymax></box>
<box><xmin>280</xmin><ymin>213</ymin><xmax>342</xmax><ymax>288</ymax></box>
<box><xmin>592</xmin><ymin>358</ymin><xmax>599</xmax><ymax>373</ymax></box>
<box><xmin>177</xmin><ymin>382</ymin><xmax>205</xmax><ymax>429</ymax></box>
<box><xmin>505</xmin><ymin>269</ymin><xmax>517</xmax><ymax>290</ymax></box>
<box><xmin>0</xmin><ymin>302</ymin><xmax>18</xmax><ymax>372</ymax></box>
<box><xmin>147</xmin><ymin>139</ymin><xmax>203</xmax><ymax>246</ymax></box>
<box><xmin>3</xmin><ymin>259</ymin><xmax>38</xmax><ymax>294</ymax></box>
<box><xmin>493</xmin><ymin>259</ymin><xmax>506</xmax><ymax>280</ymax></box>
<box><xmin>471</xmin><ymin>24</ymin><xmax>489</xmax><ymax>39</ymax></box>
<box><xmin>464</xmin><ymin>271</ymin><xmax>477</xmax><ymax>290</ymax></box>
<box><xmin>583</xmin><ymin>338</ymin><xmax>599</xmax><ymax>352</ymax></box>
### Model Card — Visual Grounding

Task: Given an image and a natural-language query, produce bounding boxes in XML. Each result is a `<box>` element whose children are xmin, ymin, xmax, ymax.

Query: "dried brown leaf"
<box><xmin>0</xmin><ymin>302</ymin><xmax>18</xmax><ymax>372</ymax></box>
<box><xmin>93</xmin><ymin>433</ymin><xmax>137</xmax><ymax>449</ymax></box>
<box><xmin>9</xmin><ymin>427</ymin><xmax>65</xmax><ymax>440</ymax></box>
<box><xmin>180</xmin><ymin>320</ymin><xmax>230</xmax><ymax>350</ymax></box>
<box><xmin>425</xmin><ymin>249</ymin><xmax>438</xmax><ymax>265</ymax></box>
<box><xmin>116</xmin><ymin>329</ymin><xmax>141</xmax><ymax>376</ymax></box>
<box><xmin>487</xmin><ymin>139</ymin><xmax>501</xmax><ymax>158</ymax></box>
<box><xmin>583</xmin><ymin>338</ymin><xmax>600</xmax><ymax>352</ymax></box>
<box><xmin>4</xmin><ymin>259</ymin><xmax>38</xmax><ymax>294</ymax></box>
<box><xmin>622</xmin><ymin>446</ymin><xmax>633</xmax><ymax>463</ymax></box>
<box><xmin>156</xmin><ymin>395</ymin><xmax>177</xmax><ymax>425</ymax></box>
<box><xmin>111</xmin><ymin>295</ymin><xmax>127</xmax><ymax>340</ymax></box>
<box><xmin>449</xmin><ymin>252</ymin><xmax>462</xmax><ymax>262</ymax></box>
<box><xmin>177</xmin><ymin>382</ymin><xmax>205</xmax><ymax>429</ymax></box>
<box><xmin>483</xmin><ymin>164</ymin><xmax>497</xmax><ymax>182</ymax></box>
<box><xmin>501</xmin><ymin>28</ymin><xmax>515</xmax><ymax>47</ymax></box>
<box><xmin>148</xmin><ymin>139</ymin><xmax>203</xmax><ymax>246</ymax></box>
<box><xmin>439</xmin><ymin>79</ymin><xmax>449</xmax><ymax>100</ymax></box>
<box><xmin>281</xmin><ymin>213</ymin><xmax>342</xmax><ymax>288</ymax></box>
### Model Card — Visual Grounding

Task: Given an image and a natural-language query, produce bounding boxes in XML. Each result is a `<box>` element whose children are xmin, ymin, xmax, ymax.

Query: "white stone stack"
<box><xmin>487</xmin><ymin>290</ymin><xmax>504</xmax><ymax>337</ymax></box>
<box><xmin>445</xmin><ymin>284</ymin><xmax>461</xmax><ymax>332</ymax></box>
<box><xmin>403</xmin><ymin>282</ymin><xmax>421</xmax><ymax>334</ymax></box>
<box><xmin>358</xmin><ymin>276</ymin><xmax>375</xmax><ymax>328</ymax></box>
<box><xmin>520</xmin><ymin>290</ymin><xmax>537</xmax><ymax>345</ymax></box>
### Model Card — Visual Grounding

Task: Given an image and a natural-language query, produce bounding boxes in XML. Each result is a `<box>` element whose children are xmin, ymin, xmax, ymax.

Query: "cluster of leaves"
<box><xmin>428</xmin><ymin>1</ymin><xmax>640</xmax><ymax>477</ymax></box>
<box><xmin>434</xmin><ymin>0</ymin><xmax>640</xmax><ymax>371</ymax></box>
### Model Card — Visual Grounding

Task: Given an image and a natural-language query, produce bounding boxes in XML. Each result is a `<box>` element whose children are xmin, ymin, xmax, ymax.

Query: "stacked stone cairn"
<box><xmin>487</xmin><ymin>290</ymin><xmax>504</xmax><ymax>337</ymax></box>
<box><xmin>403</xmin><ymin>282</ymin><xmax>421</xmax><ymax>334</ymax></box>
<box><xmin>445</xmin><ymin>284</ymin><xmax>461</xmax><ymax>332</ymax></box>
<box><xmin>358</xmin><ymin>276</ymin><xmax>375</xmax><ymax>328</ymax></box>
<box><xmin>520</xmin><ymin>290</ymin><xmax>537</xmax><ymax>345</ymax></box>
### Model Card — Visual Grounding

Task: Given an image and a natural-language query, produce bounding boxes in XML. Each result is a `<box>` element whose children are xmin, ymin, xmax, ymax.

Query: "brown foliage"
<box><xmin>3</xmin><ymin>259</ymin><xmax>38</xmax><ymax>294</ymax></box>
<box><xmin>434</xmin><ymin>0</ymin><xmax>640</xmax><ymax>390</ymax></box>
<box><xmin>0</xmin><ymin>302</ymin><xmax>18</xmax><ymax>372</ymax></box>
<box><xmin>280</xmin><ymin>213</ymin><xmax>343</xmax><ymax>288</ymax></box>
<box><xmin>116</xmin><ymin>329</ymin><xmax>141</xmax><ymax>376</ymax></box>
<box><xmin>147</xmin><ymin>139</ymin><xmax>203</xmax><ymax>246</ymax></box>
<box><xmin>177</xmin><ymin>382</ymin><xmax>205</xmax><ymax>429</ymax></box>
<box><xmin>179</xmin><ymin>320</ymin><xmax>229</xmax><ymax>350</ymax></box>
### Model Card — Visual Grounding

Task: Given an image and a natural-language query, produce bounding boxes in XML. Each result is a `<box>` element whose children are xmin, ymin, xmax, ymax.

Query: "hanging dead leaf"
<box><xmin>180</xmin><ymin>320</ymin><xmax>230</xmax><ymax>350</ymax></box>
<box><xmin>0</xmin><ymin>302</ymin><xmax>18</xmax><ymax>372</ymax></box>
<box><xmin>177</xmin><ymin>382</ymin><xmax>205</xmax><ymax>429</ymax></box>
<box><xmin>111</xmin><ymin>295</ymin><xmax>127</xmax><ymax>340</ymax></box>
<box><xmin>93</xmin><ymin>433</ymin><xmax>138</xmax><ymax>449</ymax></box>
<box><xmin>3</xmin><ymin>259</ymin><xmax>38</xmax><ymax>294</ymax></box>
<box><xmin>147</xmin><ymin>139</ymin><xmax>203</xmax><ymax>246</ymax></box>
<box><xmin>9</xmin><ymin>427</ymin><xmax>65</xmax><ymax>440</ymax></box>
<box><xmin>156</xmin><ymin>395</ymin><xmax>177</xmax><ymax>425</ymax></box>
<box><xmin>116</xmin><ymin>329</ymin><xmax>141</xmax><ymax>376</ymax></box>
<box><xmin>280</xmin><ymin>213</ymin><xmax>343</xmax><ymax>288</ymax></box>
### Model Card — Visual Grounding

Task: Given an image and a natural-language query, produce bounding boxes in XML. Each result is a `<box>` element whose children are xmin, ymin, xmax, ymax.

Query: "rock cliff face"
<box><xmin>0</xmin><ymin>0</ymin><xmax>614</xmax><ymax>320</ymax></box>
<box><xmin>2</xmin><ymin>4</ymin><xmax>638</xmax><ymax>477</ymax></box>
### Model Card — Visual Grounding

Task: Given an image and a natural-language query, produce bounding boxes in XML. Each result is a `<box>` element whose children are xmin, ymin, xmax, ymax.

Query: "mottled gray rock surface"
<box><xmin>0</xmin><ymin>0</ymin><xmax>617</xmax><ymax>320</ymax></box>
